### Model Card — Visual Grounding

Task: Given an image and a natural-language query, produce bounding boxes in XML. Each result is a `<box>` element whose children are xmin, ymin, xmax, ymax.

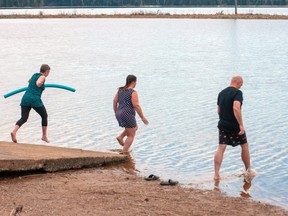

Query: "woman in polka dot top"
<box><xmin>113</xmin><ymin>74</ymin><xmax>149</xmax><ymax>153</ymax></box>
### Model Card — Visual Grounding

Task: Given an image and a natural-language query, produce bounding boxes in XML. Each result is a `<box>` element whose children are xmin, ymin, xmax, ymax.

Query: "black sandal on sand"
<box><xmin>144</xmin><ymin>174</ymin><xmax>160</xmax><ymax>181</ymax></box>
<box><xmin>160</xmin><ymin>179</ymin><xmax>178</xmax><ymax>186</ymax></box>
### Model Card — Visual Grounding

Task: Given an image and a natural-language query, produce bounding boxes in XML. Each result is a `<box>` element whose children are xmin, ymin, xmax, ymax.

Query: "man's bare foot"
<box><xmin>214</xmin><ymin>179</ymin><xmax>220</xmax><ymax>190</ymax></box>
<box><xmin>10</xmin><ymin>132</ymin><xmax>17</xmax><ymax>143</ymax></box>
<box><xmin>41</xmin><ymin>137</ymin><xmax>50</xmax><ymax>143</ymax></box>
<box><xmin>116</xmin><ymin>137</ymin><xmax>124</xmax><ymax>146</ymax></box>
<box><xmin>119</xmin><ymin>150</ymin><xmax>129</xmax><ymax>155</ymax></box>
<box><xmin>214</xmin><ymin>174</ymin><xmax>220</xmax><ymax>181</ymax></box>
<box><xmin>244</xmin><ymin>169</ymin><xmax>257</xmax><ymax>183</ymax></box>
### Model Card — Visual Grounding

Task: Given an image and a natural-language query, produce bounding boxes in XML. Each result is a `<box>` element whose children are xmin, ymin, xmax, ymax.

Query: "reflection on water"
<box><xmin>105</xmin><ymin>150</ymin><xmax>138</xmax><ymax>174</ymax></box>
<box><xmin>241</xmin><ymin>181</ymin><xmax>252</xmax><ymax>199</ymax></box>
<box><xmin>214</xmin><ymin>178</ymin><xmax>252</xmax><ymax>199</ymax></box>
<box><xmin>0</xmin><ymin>18</ymin><xmax>287</xmax><ymax>208</ymax></box>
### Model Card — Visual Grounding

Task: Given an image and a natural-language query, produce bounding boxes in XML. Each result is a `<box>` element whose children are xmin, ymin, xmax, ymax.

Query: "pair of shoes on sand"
<box><xmin>144</xmin><ymin>174</ymin><xmax>160</xmax><ymax>181</ymax></box>
<box><xmin>160</xmin><ymin>179</ymin><xmax>179</xmax><ymax>186</ymax></box>
<box><xmin>144</xmin><ymin>174</ymin><xmax>178</xmax><ymax>186</ymax></box>
<box><xmin>244</xmin><ymin>168</ymin><xmax>257</xmax><ymax>183</ymax></box>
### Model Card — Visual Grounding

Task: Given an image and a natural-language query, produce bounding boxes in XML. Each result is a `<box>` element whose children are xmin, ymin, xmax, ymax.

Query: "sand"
<box><xmin>0</xmin><ymin>167</ymin><xmax>287</xmax><ymax>216</ymax></box>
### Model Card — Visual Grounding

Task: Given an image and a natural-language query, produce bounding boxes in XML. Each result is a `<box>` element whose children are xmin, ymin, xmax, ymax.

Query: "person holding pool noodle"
<box><xmin>3</xmin><ymin>84</ymin><xmax>75</xmax><ymax>98</ymax></box>
<box><xmin>11</xmin><ymin>64</ymin><xmax>51</xmax><ymax>143</ymax></box>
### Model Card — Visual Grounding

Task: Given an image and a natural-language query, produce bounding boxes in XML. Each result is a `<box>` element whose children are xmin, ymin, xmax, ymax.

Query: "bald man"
<box><xmin>214</xmin><ymin>75</ymin><xmax>254</xmax><ymax>182</ymax></box>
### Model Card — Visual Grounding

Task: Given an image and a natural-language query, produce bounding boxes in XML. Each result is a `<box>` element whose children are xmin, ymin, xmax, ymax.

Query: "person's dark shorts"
<box><xmin>218</xmin><ymin>130</ymin><xmax>248</xmax><ymax>147</ymax></box>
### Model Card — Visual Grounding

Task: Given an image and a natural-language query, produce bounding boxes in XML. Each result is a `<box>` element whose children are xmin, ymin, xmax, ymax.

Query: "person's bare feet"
<box><xmin>41</xmin><ymin>136</ymin><xmax>50</xmax><ymax>143</ymax></box>
<box><xmin>116</xmin><ymin>137</ymin><xmax>124</xmax><ymax>146</ymax></box>
<box><xmin>119</xmin><ymin>150</ymin><xmax>129</xmax><ymax>155</ymax></box>
<box><xmin>244</xmin><ymin>168</ymin><xmax>257</xmax><ymax>183</ymax></box>
<box><xmin>214</xmin><ymin>174</ymin><xmax>220</xmax><ymax>181</ymax></box>
<box><xmin>10</xmin><ymin>132</ymin><xmax>17</xmax><ymax>143</ymax></box>
<box><xmin>214</xmin><ymin>179</ymin><xmax>220</xmax><ymax>190</ymax></box>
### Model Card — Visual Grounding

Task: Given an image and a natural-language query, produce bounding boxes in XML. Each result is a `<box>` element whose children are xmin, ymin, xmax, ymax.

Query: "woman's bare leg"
<box><xmin>41</xmin><ymin>126</ymin><xmax>49</xmax><ymax>143</ymax></box>
<box><xmin>10</xmin><ymin>125</ymin><xmax>20</xmax><ymax>143</ymax></box>
<box><xmin>11</xmin><ymin>106</ymin><xmax>31</xmax><ymax>143</ymax></box>
<box><xmin>116</xmin><ymin>130</ymin><xmax>127</xmax><ymax>146</ymax></box>
<box><xmin>123</xmin><ymin>127</ymin><xmax>137</xmax><ymax>153</ymax></box>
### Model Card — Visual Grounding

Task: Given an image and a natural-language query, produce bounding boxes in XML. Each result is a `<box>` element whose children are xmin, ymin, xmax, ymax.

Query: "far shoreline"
<box><xmin>1</xmin><ymin>13</ymin><xmax>288</xmax><ymax>19</ymax></box>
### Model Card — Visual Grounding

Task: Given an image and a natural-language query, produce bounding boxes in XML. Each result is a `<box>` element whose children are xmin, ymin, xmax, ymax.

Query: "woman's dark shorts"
<box><xmin>219</xmin><ymin>130</ymin><xmax>247</xmax><ymax>147</ymax></box>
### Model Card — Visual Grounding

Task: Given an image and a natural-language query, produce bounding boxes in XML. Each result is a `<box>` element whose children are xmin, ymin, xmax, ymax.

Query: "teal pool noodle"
<box><xmin>44</xmin><ymin>84</ymin><xmax>76</xmax><ymax>92</ymax></box>
<box><xmin>3</xmin><ymin>84</ymin><xmax>76</xmax><ymax>98</ymax></box>
<box><xmin>3</xmin><ymin>87</ymin><xmax>28</xmax><ymax>98</ymax></box>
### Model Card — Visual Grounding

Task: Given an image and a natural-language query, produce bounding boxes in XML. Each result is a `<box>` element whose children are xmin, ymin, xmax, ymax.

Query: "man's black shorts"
<box><xmin>218</xmin><ymin>130</ymin><xmax>247</xmax><ymax>147</ymax></box>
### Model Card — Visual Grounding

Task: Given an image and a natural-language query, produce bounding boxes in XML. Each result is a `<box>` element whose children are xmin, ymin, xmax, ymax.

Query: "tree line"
<box><xmin>0</xmin><ymin>0</ymin><xmax>287</xmax><ymax>7</ymax></box>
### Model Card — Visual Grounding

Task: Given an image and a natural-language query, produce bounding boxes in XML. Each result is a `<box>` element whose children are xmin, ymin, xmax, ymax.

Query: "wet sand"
<box><xmin>0</xmin><ymin>166</ymin><xmax>287</xmax><ymax>216</ymax></box>
<box><xmin>0</xmin><ymin>14</ymin><xmax>288</xmax><ymax>19</ymax></box>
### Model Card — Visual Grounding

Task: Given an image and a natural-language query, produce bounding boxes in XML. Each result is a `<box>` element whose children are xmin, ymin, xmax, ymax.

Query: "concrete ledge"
<box><xmin>0</xmin><ymin>141</ymin><xmax>128</xmax><ymax>173</ymax></box>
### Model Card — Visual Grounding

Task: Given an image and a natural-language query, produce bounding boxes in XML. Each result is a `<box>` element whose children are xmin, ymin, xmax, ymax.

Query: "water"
<box><xmin>0</xmin><ymin>7</ymin><xmax>288</xmax><ymax>16</ymax></box>
<box><xmin>0</xmin><ymin>18</ymin><xmax>287</xmax><ymax>209</ymax></box>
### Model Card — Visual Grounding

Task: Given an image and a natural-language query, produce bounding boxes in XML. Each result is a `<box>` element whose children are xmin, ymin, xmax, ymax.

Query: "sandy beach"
<box><xmin>0</xmin><ymin>14</ymin><xmax>288</xmax><ymax>19</ymax></box>
<box><xmin>1</xmin><ymin>166</ymin><xmax>287</xmax><ymax>216</ymax></box>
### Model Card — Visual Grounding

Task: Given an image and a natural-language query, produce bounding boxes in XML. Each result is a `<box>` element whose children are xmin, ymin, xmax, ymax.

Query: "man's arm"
<box><xmin>233</xmin><ymin>101</ymin><xmax>245</xmax><ymax>135</ymax></box>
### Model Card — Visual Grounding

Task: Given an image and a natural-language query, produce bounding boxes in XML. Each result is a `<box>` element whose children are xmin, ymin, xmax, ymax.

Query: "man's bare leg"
<box><xmin>241</xmin><ymin>143</ymin><xmax>257</xmax><ymax>183</ymax></box>
<box><xmin>214</xmin><ymin>144</ymin><xmax>227</xmax><ymax>180</ymax></box>
<box><xmin>240</xmin><ymin>143</ymin><xmax>251</xmax><ymax>170</ymax></box>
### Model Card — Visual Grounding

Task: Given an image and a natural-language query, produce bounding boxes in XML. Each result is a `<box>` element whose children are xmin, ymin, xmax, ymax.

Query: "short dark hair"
<box><xmin>40</xmin><ymin>64</ymin><xmax>50</xmax><ymax>73</ymax></box>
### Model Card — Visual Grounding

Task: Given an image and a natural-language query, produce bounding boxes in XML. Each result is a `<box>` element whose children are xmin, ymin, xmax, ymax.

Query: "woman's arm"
<box><xmin>36</xmin><ymin>75</ymin><xmax>46</xmax><ymax>87</ymax></box>
<box><xmin>132</xmin><ymin>91</ymin><xmax>149</xmax><ymax>125</ymax></box>
<box><xmin>113</xmin><ymin>93</ymin><xmax>118</xmax><ymax>113</ymax></box>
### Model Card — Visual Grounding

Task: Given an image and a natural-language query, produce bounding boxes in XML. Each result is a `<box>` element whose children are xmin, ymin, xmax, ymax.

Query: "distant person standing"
<box><xmin>11</xmin><ymin>64</ymin><xmax>50</xmax><ymax>143</ymax></box>
<box><xmin>113</xmin><ymin>75</ymin><xmax>149</xmax><ymax>153</ymax></box>
<box><xmin>214</xmin><ymin>75</ymin><xmax>255</xmax><ymax>182</ymax></box>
